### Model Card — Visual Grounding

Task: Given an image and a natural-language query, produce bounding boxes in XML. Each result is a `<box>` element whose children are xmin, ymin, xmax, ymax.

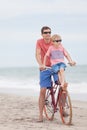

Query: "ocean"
<box><xmin>0</xmin><ymin>65</ymin><xmax>87</xmax><ymax>101</ymax></box>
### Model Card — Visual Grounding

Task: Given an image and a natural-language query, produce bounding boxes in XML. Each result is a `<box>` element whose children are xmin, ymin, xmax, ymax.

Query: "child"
<box><xmin>43</xmin><ymin>34</ymin><xmax>76</xmax><ymax>91</ymax></box>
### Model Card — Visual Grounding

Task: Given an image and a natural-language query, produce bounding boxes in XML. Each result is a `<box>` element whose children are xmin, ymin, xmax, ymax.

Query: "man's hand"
<box><xmin>39</xmin><ymin>65</ymin><xmax>46</xmax><ymax>71</ymax></box>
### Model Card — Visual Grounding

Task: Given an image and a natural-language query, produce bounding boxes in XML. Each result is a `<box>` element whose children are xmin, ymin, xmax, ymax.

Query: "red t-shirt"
<box><xmin>36</xmin><ymin>39</ymin><xmax>52</xmax><ymax>66</ymax></box>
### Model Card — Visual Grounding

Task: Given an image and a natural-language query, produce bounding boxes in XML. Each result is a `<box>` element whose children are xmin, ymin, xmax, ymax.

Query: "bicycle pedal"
<box><xmin>45</xmin><ymin>100</ymin><xmax>49</xmax><ymax>105</ymax></box>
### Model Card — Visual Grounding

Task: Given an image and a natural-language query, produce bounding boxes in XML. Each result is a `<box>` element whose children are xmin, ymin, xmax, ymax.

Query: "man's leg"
<box><xmin>38</xmin><ymin>87</ymin><xmax>46</xmax><ymax>121</ymax></box>
<box><xmin>38</xmin><ymin>69</ymin><xmax>52</xmax><ymax>122</ymax></box>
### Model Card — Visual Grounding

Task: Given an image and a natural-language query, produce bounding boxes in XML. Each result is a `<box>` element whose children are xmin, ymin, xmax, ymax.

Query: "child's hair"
<box><xmin>51</xmin><ymin>34</ymin><xmax>61</xmax><ymax>41</ymax></box>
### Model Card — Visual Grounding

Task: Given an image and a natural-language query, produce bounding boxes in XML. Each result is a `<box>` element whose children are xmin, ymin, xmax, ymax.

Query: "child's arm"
<box><xmin>64</xmin><ymin>49</ymin><xmax>76</xmax><ymax>66</ymax></box>
<box><xmin>43</xmin><ymin>47</ymin><xmax>51</xmax><ymax>68</ymax></box>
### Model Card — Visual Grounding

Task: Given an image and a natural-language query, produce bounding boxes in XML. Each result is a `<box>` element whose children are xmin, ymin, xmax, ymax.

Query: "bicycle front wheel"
<box><xmin>59</xmin><ymin>90</ymin><xmax>72</xmax><ymax>125</ymax></box>
<box><xmin>44</xmin><ymin>89</ymin><xmax>54</xmax><ymax>120</ymax></box>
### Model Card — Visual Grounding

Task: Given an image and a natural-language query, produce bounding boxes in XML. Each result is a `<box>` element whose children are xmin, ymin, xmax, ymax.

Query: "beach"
<box><xmin>0</xmin><ymin>93</ymin><xmax>87</xmax><ymax>130</ymax></box>
<box><xmin>0</xmin><ymin>66</ymin><xmax>87</xmax><ymax>129</ymax></box>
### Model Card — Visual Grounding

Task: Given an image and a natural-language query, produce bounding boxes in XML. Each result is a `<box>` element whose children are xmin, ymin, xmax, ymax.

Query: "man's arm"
<box><xmin>43</xmin><ymin>54</ymin><xmax>47</xmax><ymax>67</ymax></box>
<box><xmin>64</xmin><ymin>49</ymin><xmax>76</xmax><ymax>66</ymax></box>
<box><xmin>35</xmin><ymin>48</ymin><xmax>45</xmax><ymax>70</ymax></box>
<box><xmin>35</xmin><ymin>48</ymin><xmax>42</xmax><ymax>66</ymax></box>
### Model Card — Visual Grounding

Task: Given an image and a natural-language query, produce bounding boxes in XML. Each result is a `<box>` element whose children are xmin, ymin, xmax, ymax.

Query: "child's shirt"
<box><xmin>46</xmin><ymin>43</ymin><xmax>68</xmax><ymax>66</ymax></box>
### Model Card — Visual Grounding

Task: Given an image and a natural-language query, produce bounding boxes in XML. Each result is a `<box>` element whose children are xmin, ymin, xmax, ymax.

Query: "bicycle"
<box><xmin>43</xmin><ymin>67</ymin><xmax>72</xmax><ymax>125</ymax></box>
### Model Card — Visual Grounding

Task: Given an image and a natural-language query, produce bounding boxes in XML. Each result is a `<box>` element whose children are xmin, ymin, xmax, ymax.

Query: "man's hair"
<box><xmin>41</xmin><ymin>26</ymin><xmax>51</xmax><ymax>34</ymax></box>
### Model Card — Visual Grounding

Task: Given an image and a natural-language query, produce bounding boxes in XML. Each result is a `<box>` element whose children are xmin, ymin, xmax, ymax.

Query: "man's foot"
<box><xmin>37</xmin><ymin>119</ymin><xmax>43</xmax><ymax>123</ymax></box>
<box><xmin>37</xmin><ymin>116</ymin><xmax>43</xmax><ymax>123</ymax></box>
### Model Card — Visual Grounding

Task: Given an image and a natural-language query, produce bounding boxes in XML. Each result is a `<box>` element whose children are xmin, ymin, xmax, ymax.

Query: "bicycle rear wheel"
<box><xmin>44</xmin><ymin>88</ymin><xmax>54</xmax><ymax>120</ymax></box>
<box><xmin>59</xmin><ymin>89</ymin><xmax>72</xmax><ymax>125</ymax></box>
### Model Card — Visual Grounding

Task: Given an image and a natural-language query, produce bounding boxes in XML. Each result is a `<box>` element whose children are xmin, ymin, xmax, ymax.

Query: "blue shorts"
<box><xmin>40</xmin><ymin>68</ymin><xmax>58</xmax><ymax>88</ymax></box>
<box><xmin>52</xmin><ymin>62</ymin><xmax>66</xmax><ymax>73</ymax></box>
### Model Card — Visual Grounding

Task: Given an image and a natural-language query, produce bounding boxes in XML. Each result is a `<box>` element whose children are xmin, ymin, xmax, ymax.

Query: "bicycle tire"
<box><xmin>44</xmin><ymin>88</ymin><xmax>54</xmax><ymax>120</ymax></box>
<box><xmin>59</xmin><ymin>89</ymin><xmax>72</xmax><ymax>125</ymax></box>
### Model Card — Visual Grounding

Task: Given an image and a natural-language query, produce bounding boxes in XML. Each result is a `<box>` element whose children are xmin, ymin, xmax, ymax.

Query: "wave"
<box><xmin>0</xmin><ymin>78</ymin><xmax>87</xmax><ymax>101</ymax></box>
<box><xmin>68</xmin><ymin>82</ymin><xmax>87</xmax><ymax>94</ymax></box>
<box><xmin>0</xmin><ymin>78</ymin><xmax>87</xmax><ymax>94</ymax></box>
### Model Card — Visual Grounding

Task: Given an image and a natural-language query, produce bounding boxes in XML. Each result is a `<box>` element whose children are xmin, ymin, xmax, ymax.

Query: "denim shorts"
<box><xmin>52</xmin><ymin>62</ymin><xmax>66</xmax><ymax>73</ymax></box>
<box><xmin>40</xmin><ymin>68</ymin><xmax>58</xmax><ymax>88</ymax></box>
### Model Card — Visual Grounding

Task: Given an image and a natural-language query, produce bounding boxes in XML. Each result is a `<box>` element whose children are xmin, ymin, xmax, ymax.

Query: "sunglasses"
<box><xmin>53</xmin><ymin>40</ymin><xmax>62</xmax><ymax>42</ymax></box>
<box><xmin>43</xmin><ymin>31</ymin><xmax>51</xmax><ymax>34</ymax></box>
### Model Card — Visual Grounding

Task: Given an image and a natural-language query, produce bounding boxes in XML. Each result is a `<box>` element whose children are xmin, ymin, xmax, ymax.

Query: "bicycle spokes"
<box><xmin>44</xmin><ymin>89</ymin><xmax>54</xmax><ymax>120</ymax></box>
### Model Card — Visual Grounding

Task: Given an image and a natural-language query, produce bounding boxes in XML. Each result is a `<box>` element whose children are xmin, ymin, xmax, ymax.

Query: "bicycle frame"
<box><xmin>44</xmin><ymin>66</ymin><xmax>73</xmax><ymax>124</ymax></box>
<box><xmin>44</xmin><ymin>82</ymin><xmax>72</xmax><ymax>125</ymax></box>
<box><xmin>47</xmin><ymin>83</ymin><xmax>62</xmax><ymax>113</ymax></box>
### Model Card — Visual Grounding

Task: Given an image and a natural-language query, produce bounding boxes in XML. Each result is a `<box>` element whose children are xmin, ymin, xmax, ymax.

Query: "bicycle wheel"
<box><xmin>44</xmin><ymin>88</ymin><xmax>54</xmax><ymax>120</ymax></box>
<box><xmin>59</xmin><ymin>89</ymin><xmax>72</xmax><ymax>125</ymax></box>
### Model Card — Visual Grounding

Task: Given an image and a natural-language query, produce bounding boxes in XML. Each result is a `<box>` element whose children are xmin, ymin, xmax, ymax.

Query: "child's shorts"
<box><xmin>52</xmin><ymin>62</ymin><xmax>66</xmax><ymax>73</ymax></box>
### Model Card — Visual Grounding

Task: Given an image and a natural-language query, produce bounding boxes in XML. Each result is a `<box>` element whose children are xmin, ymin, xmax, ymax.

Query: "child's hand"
<box><xmin>68</xmin><ymin>61</ymin><xmax>76</xmax><ymax>66</ymax></box>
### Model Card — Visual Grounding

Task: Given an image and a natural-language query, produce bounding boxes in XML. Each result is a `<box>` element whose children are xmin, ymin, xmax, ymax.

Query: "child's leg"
<box><xmin>59</xmin><ymin>68</ymin><xmax>65</xmax><ymax>87</ymax></box>
<box><xmin>58</xmin><ymin>71</ymin><xmax>61</xmax><ymax>84</ymax></box>
<box><xmin>59</xmin><ymin>68</ymin><xmax>68</xmax><ymax>91</ymax></box>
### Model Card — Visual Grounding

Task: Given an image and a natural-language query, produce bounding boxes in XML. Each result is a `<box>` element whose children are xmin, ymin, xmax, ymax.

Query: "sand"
<box><xmin>0</xmin><ymin>93</ymin><xmax>87</xmax><ymax>130</ymax></box>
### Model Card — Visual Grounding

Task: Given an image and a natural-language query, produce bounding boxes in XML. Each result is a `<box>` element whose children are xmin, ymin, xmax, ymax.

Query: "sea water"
<box><xmin>0</xmin><ymin>65</ymin><xmax>87</xmax><ymax>101</ymax></box>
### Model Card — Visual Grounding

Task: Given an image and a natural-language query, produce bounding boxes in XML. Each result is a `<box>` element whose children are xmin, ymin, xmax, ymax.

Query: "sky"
<box><xmin>0</xmin><ymin>0</ymin><xmax>87</xmax><ymax>67</ymax></box>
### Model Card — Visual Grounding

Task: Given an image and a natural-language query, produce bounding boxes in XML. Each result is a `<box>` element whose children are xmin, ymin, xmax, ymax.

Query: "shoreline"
<box><xmin>0</xmin><ymin>93</ymin><xmax>87</xmax><ymax>130</ymax></box>
<box><xmin>0</xmin><ymin>86</ymin><xmax>87</xmax><ymax>102</ymax></box>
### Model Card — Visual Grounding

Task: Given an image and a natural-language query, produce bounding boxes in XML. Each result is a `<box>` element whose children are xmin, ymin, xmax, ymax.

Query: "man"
<box><xmin>35</xmin><ymin>26</ymin><xmax>58</xmax><ymax>122</ymax></box>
